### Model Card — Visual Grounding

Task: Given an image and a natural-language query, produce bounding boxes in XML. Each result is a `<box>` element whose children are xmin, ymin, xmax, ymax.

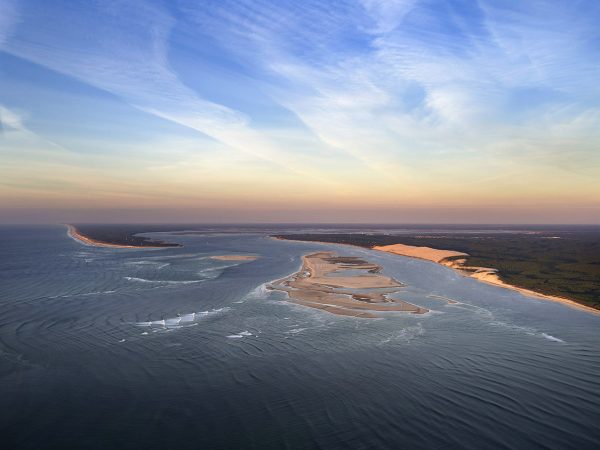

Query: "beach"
<box><xmin>373</xmin><ymin>243</ymin><xmax>600</xmax><ymax>316</ymax></box>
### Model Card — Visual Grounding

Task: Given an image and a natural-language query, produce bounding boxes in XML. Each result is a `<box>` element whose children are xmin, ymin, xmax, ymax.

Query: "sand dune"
<box><xmin>373</xmin><ymin>243</ymin><xmax>467</xmax><ymax>263</ymax></box>
<box><xmin>375</xmin><ymin>242</ymin><xmax>600</xmax><ymax>316</ymax></box>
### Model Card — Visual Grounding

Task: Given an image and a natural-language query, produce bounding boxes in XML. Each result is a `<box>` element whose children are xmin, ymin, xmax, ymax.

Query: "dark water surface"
<box><xmin>1</xmin><ymin>226</ymin><xmax>599</xmax><ymax>449</ymax></box>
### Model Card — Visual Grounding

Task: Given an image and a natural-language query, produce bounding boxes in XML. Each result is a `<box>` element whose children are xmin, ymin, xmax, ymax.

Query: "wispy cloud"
<box><xmin>0</xmin><ymin>0</ymin><xmax>340</xmax><ymax>185</ymax></box>
<box><xmin>201</xmin><ymin>0</ymin><xmax>600</xmax><ymax>173</ymax></box>
<box><xmin>1</xmin><ymin>0</ymin><xmax>599</xmax><ymax>220</ymax></box>
<box><xmin>0</xmin><ymin>0</ymin><xmax>19</xmax><ymax>45</ymax></box>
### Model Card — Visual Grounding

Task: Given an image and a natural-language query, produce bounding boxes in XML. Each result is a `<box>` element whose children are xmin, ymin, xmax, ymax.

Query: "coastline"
<box><xmin>66</xmin><ymin>225</ymin><xmax>163</xmax><ymax>249</ymax></box>
<box><xmin>373</xmin><ymin>243</ymin><xmax>600</xmax><ymax>316</ymax></box>
<box><xmin>272</xmin><ymin>236</ymin><xmax>600</xmax><ymax>316</ymax></box>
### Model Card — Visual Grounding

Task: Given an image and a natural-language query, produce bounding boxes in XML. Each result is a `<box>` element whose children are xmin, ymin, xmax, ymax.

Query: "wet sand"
<box><xmin>268</xmin><ymin>252</ymin><xmax>428</xmax><ymax>318</ymax></box>
<box><xmin>210</xmin><ymin>255</ymin><xmax>258</xmax><ymax>261</ymax></box>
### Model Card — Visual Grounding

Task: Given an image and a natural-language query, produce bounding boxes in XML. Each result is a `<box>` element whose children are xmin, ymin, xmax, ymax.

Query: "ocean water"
<box><xmin>1</xmin><ymin>225</ymin><xmax>599</xmax><ymax>449</ymax></box>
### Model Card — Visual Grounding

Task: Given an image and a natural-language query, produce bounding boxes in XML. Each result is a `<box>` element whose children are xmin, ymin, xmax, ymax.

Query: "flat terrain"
<box><xmin>71</xmin><ymin>224</ymin><xmax>182</xmax><ymax>247</ymax></box>
<box><xmin>273</xmin><ymin>229</ymin><xmax>600</xmax><ymax>310</ymax></box>
<box><xmin>67</xmin><ymin>224</ymin><xmax>600</xmax><ymax>310</ymax></box>
<box><xmin>268</xmin><ymin>252</ymin><xmax>428</xmax><ymax>317</ymax></box>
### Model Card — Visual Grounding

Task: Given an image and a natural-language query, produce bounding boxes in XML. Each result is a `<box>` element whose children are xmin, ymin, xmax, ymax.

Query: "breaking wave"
<box><xmin>227</xmin><ymin>330</ymin><xmax>253</xmax><ymax>339</ymax></box>
<box><xmin>135</xmin><ymin>307</ymin><xmax>230</xmax><ymax>330</ymax></box>
<box><xmin>542</xmin><ymin>333</ymin><xmax>565</xmax><ymax>343</ymax></box>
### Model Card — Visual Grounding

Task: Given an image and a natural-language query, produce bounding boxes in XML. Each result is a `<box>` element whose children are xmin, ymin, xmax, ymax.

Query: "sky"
<box><xmin>0</xmin><ymin>0</ymin><xmax>599</xmax><ymax>224</ymax></box>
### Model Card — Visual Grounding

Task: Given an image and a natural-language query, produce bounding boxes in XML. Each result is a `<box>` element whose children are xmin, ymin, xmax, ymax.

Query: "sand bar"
<box><xmin>210</xmin><ymin>255</ymin><xmax>258</xmax><ymax>261</ymax></box>
<box><xmin>268</xmin><ymin>252</ymin><xmax>427</xmax><ymax>318</ymax></box>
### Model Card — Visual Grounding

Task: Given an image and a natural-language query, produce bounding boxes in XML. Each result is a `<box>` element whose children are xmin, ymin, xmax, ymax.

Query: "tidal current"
<box><xmin>1</xmin><ymin>226</ymin><xmax>599</xmax><ymax>449</ymax></box>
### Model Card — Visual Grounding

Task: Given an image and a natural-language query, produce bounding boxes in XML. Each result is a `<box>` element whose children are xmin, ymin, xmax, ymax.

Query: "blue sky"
<box><xmin>1</xmin><ymin>0</ymin><xmax>599</xmax><ymax>223</ymax></box>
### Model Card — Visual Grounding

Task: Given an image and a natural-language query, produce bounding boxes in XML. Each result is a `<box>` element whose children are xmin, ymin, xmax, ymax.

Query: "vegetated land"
<box><xmin>73</xmin><ymin>224</ymin><xmax>182</xmax><ymax>247</ymax></box>
<box><xmin>273</xmin><ymin>231</ymin><xmax>600</xmax><ymax>310</ymax></box>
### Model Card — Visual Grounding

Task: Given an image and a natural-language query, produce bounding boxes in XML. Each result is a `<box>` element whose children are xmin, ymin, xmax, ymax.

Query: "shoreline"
<box><xmin>272</xmin><ymin>236</ymin><xmax>600</xmax><ymax>316</ymax></box>
<box><xmin>66</xmin><ymin>225</ymin><xmax>164</xmax><ymax>249</ymax></box>
<box><xmin>372</xmin><ymin>243</ymin><xmax>600</xmax><ymax>316</ymax></box>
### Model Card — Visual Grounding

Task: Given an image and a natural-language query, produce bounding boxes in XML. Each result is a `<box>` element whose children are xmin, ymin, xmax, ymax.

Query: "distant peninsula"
<box><xmin>67</xmin><ymin>224</ymin><xmax>181</xmax><ymax>248</ymax></box>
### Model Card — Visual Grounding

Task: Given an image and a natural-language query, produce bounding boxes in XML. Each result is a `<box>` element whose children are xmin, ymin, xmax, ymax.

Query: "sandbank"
<box><xmin>268</xmin><ymin>252</ymin><xmax>427</xmax><ymax>318</ymax></box>
<box><xmin>210</xmin><ymin>255</ymin><xmax>258</xmax><ymax>261</ymax></box>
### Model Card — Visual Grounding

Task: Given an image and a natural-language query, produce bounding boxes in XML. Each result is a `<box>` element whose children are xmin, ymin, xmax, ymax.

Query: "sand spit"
<box><xmin>210</xmin><ymin>255</ymin><xmax>258</xmax><ymax>261</ymax></box>
<box><xmin>67</xmin><ymin>225</ymin><xmax>180</xmax><ymax>249</ymax></box>
<box><xmin>66</xmin><ymin>225</ymin><xmax>163</xmax><ymax>249</ymax></box>
<box><xmin>374</xmin><ymin>243</ymin><xmax>600</xmax><ymax>316</ymax></box>
<box><xmin>268</xmin><ymin>252</ymin><xmax>428</xmax><ymax>318</ymax></box>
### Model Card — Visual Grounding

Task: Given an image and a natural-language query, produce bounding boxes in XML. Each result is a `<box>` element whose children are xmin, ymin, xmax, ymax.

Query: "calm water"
<box><xmin>1</xmin><ymin>226</ymin><xmax>599</xmax><ymax>449</ymax></box>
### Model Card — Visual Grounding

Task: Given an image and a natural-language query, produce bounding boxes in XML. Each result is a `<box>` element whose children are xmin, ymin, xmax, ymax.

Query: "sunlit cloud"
<box><xmin>0</xmin><ymin>0</ymin><xmax>599</xmax><ymax>222</ymax></box>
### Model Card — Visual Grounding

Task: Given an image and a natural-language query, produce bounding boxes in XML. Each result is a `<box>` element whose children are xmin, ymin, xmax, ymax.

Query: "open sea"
<box><xmin>1</xmin><ymin>225</ymin><xmax>599</xmax><ymax>449</ymax></box>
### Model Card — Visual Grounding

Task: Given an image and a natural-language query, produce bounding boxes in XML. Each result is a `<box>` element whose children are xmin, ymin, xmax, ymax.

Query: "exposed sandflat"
<box><xmin>210</xmin><ymin>255</ymin><xmax>258</xmax><ymax>261</ymax></box>
<box><xmin>268</xmin><ymin>252</ymin><xmax>427</xmax><ymax>318</ymax></box>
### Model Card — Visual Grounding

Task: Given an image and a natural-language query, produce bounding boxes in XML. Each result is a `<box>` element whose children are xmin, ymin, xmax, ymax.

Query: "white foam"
<box><xmin>164</xmin><ymin>317</ymin><xmax>181</xmax><ymax>326</ymax></box>
<box><xmin>137</xmin><ymin>319</ymin><xmax>166</xmax><ymax>327</ymax></box>
<box><xmin>81</xmin><ymin>290</ymin><xmax>116</xmax><ymax>296</ymax></box>
<box><xmin>125</xmin><ymin>276</ymin><xmax>200</xmax><ymax>284</ymax></box>
<box><xmin>125</xmin><ymin>276</ymin><xmax>156</xmax><ymax>283</ymax></box>
<box><xmin>47</xmin><ymin>289</ymin><xmax>117</xmax><ymax>299</ymax></box>
<box><xmin>379</xmin><ymin>323</ymin><xmax>425</xmax><ymax>345</ymax></box>
<box><xmin>179</xmin><ymin>313</ymin><xmax>195</xmax><ymax>322</ymax></box>
<box><xmin>489</xmin><ymin>320</ymin><xmax>537</xmax><ymax>335</ymax></box>
<box><xmin>542</xmin><ymin>333</ymin><xmax>564</xmax><ymax>343</ymax></box>
<box><xmin>487</xmin><ymin>319</ymin><xmax>565</xmax><ymax>343</ymax></box>
<box><xmin>227</xmin><ymin>330</ymin><xmax>252</xmax><ymax>338</ymax></box>
<box><xmin>135</xmin><ymin>307</ymin><xmax>229</xmax><ymax>330</ymax></box>
<box><xmin>245</xmin><ymin>283</ymin><xmax>269</xmax><ymax>300</ymax></box>
<box><xmin>286</xmin><ymin>327</ymin><xmax>307</xmax><ymax>334</ymax></box>
<box><xmin>125</xmin><ymin>260</ymin><xmax>160</xmax><ymax>266</ymax></box>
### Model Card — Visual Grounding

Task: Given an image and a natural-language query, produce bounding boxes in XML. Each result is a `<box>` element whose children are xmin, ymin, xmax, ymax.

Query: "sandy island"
<box><xmin>66</xmin><ymin>225</ymin><xmax>163</xmax><ymax>249</ymax></box>
<box><xmin>373</xmin><ymin>243</ymin><xmax>600</xmax><ymax>316</ymax></box>
<box><xmin>210</xmin><ymin>255</ymin><xmax>258</xmax><ymax>261</ymax></box>
<box><xmin>268</xmin><ymin>252</ymin><xmax>428</xmax><ymax>318</ymax></box>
